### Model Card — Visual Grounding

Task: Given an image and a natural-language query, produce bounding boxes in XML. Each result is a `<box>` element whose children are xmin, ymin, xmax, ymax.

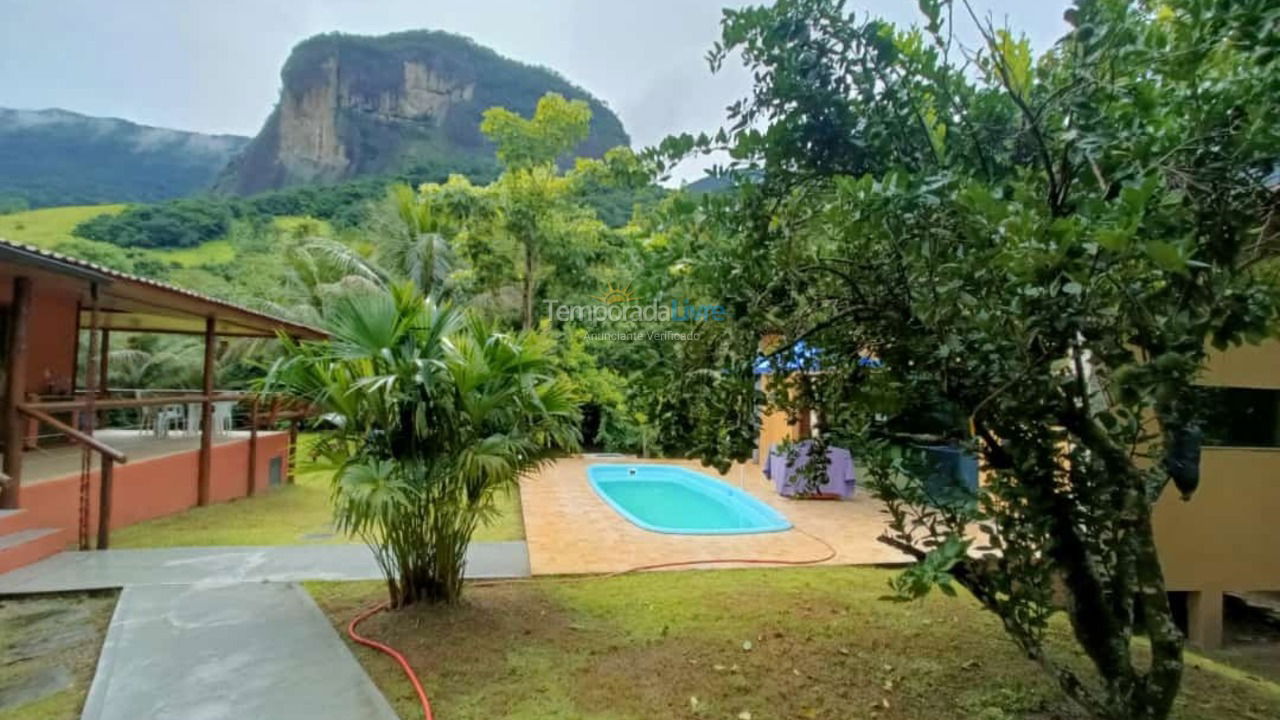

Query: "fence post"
<box><xmin>248</xmin><ymin>396</ymin><xmax>259</xmax><ymax>496</ymax></box>
<box><xmin>287</xmin><ymin>418</ymin><xmax>299</xmax><ymax>484</ymax></box>
<box><xmin>97</xmin><ymin>457</ymin><xmax>114</xmax><ymax>549</ymax></box>
<box><xmin>197</xmin><ymin>315</ymin><xmax>216</xmax><ymax>505</ymax></box>
<box><xmin>1</xmin><ymin>276</ymin><xmax>31</xmax><ymax>509</ymax></box>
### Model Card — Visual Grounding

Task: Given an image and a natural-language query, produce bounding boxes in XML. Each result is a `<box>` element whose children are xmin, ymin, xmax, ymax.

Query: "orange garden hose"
<box><xmin>347</xmin><ymin>525</ymin><xmax>837</xmax><ymax>720</ymax></box>
<box><xmin>348</xmin><ymin>601</ymin><xmax>435</xmax><ymax>720</ymax></box>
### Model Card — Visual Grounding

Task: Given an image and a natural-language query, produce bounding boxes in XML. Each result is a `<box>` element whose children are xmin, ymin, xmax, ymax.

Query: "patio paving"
<box><xmin>0</xmin><ymin>541</ymin><xmax>531</xmax><ymax>593</ymax></box>
<box><xmin>520</xmin><ymin>456</ymin><xmax>914</xmax><ymax>575</ymax></box>
<box><xmin>81</xmin><ymin>582</ymin><xmax>398</xmax><ymax>720</ymax></box>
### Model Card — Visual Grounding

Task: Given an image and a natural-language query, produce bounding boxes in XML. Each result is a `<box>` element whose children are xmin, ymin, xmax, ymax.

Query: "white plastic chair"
<box><xmin>212</xmin><ymin>401</ymin><xmax>236</xmax><ymax>436</ymax></box>
<box><xmin>185</xmin><ymin>403</ymin><xmax>202</xmax><ymax>436</ymax></box>
<box><xmin>137</xmin><ymin>391</ymin><xmax>157</xmax><ymax>437</ymax></box>
<box><xmin>154</xmin><ymin>405</ymin><xmax>184</xmax><ymax>439</ymax></box>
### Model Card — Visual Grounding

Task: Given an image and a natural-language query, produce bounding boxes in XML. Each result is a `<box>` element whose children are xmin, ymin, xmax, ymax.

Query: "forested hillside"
<box><xmin>0</xmin><ymin>108</ymin><xmax>247</xmax><ymax>210</ymax></box>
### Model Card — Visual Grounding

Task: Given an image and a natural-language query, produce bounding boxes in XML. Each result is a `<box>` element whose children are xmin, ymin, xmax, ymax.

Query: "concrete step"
<box><xmin>0</xmin><ymin>508</ymin><xmax>36</xmax><ymax>536</ymax></box>
<box><xmin>0</xmin><ymin>527</ymin><xmax>69</xmax><ymax>575</ymax></box>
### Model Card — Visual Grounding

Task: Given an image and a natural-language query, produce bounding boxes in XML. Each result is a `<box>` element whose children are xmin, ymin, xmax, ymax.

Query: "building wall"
<box><xmin>756</xmin><ymin>374</ymin><xmax>800</xmax><ymax>463</ymax></box>
<box><xmin>1154</xmin><ymin>447</ymin><xmax>1280</xmax><ymax>591</ymax></box>
<box><xmin>19</xmin><ymin>432</ymin><xmax>290</xmax><ymax>539</ymax></box>
<box><xmin>0</xmin><ymin>282</ymin><xmax>79</xmax><ymax>394</ymax></box>
<box><xmin>1152</xmin><ymin>338</ymin><xmax>1280</xmax><ymax>596</ymax></box>
<box><xmin>1199</xmin><ymin>339</ymin><xmax>1280</xmax><ymax>389</ymax></box>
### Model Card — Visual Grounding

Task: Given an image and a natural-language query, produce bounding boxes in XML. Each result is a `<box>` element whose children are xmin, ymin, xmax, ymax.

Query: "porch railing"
<box><xmin>16</xmin><ymin>403</ymin><xmax>126</xmax><ymax>550</ymax></box>
<box><xmin>14</xmin><ymin>392</ymin><xmax>311</xmax><ymax>549</ymax></box>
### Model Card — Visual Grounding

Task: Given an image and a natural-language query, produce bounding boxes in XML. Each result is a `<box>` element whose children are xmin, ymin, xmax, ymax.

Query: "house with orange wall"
<box><xmin>1153</xmin><ymin>339</ymin><xmax>1280</xmax><ymax>648</ymax></box>
<box><xmin>0</xmin><ymin>238</ymin><xmax>326</xmax><ymax>572</ymax></box>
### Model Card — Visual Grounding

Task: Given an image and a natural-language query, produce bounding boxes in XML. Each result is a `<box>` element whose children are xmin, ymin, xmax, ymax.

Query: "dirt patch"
<box><xmin>313</xmin><ymin>580</ymin><xmax>587</xmax><ymax>715</ymax></box>
<box><xmin>0</xmin><ymin>592</ymin><xmax>116</xmax><ymax>720</ymax></box>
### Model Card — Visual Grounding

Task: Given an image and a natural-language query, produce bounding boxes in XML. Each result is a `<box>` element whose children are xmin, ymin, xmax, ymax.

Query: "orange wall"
<box><xmin>758</xmin><ymin>409</ymin><xmax>797</xmax><ymax>462</ymax></box>
<box><xmin>20</xmin><ymin>432</ymin><xmax>290</xmax><ymax>539</ymax></box>
<box><xmin>1152</xmin><ymin>339</ymin><xmax>1280</xmax><ymax>593</ymax></box>
<box><xmin>1200</xmin><ymin>339</ymin><xmax>1280</xmax><ymax>390</ymax></box>
<box><xmin>0</xmin><ymin>282</ymin><xmax>80</xmax><ymax>394</ymax></box>
<box><xmin>1154</xmin><ymin>447</ymin><xmax>1280</xmax><ymax>592</ymax></box>
<box><xmin>756</xmin><ymin>374</ymin><xmax>800</xmax><ymax>462</ymax></box>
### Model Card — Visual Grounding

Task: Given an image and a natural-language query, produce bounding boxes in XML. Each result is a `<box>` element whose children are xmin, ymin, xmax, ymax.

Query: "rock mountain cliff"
<box><xmin>216</xmin><ymin>30</ymin><xmax>630</xmax><ymax>195</ymax></box>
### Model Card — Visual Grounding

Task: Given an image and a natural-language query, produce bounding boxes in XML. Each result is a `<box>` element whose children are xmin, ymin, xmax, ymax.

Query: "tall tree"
<box><xmin>481</xmin><ymin>93</ymin><xmax>598</xmax><ymax>328</ymax></box>
<box><xmin>647</xmin><ymin>1</ymin><xmax>1280</xmax><ymax>718</ymax></box>
<box><xmin>481</xmin><ymin>92</ymin><xmax>592</xmax><ymax>171</ymax></box>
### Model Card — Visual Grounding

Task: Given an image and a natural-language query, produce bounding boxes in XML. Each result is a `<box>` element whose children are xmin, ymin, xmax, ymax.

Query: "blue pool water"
<box><xmin>588</xmin><ymin>464</ymin><xmax>792</xmax><ymax>535</ymax></box>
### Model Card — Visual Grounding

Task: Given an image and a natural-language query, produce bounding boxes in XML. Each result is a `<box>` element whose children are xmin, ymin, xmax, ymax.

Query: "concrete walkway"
<box><xmin>0</xmin><ymin>542</ymin><xmax>532</xmax><ymax>719</ymax></box>
<box><xmin>81</xmin><ymin>583</ymin><xmax>398</xmax><ymax>720</ymax></box>
<box><xmin>0</xmin><ymin>541</ymin><xmax>531</xmax><ymax>593</ymax></box>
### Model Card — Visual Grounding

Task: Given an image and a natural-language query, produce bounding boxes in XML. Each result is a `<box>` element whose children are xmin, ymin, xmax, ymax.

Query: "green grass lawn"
<box><xmin>0</xmin><ymin>204</ymin><xmax>125</xmax><ymax>248</ymax></box>
<box><xmin>0</xmin><ymin>204</ymin><xmax>235</xmax><ymax>268</ymax></box>
<box><xmin>152</xmin><ymin>239</ymin><xmax>237</xmax><ymax>266</ymax></box>
<box><xmin>0</xmin><ymin>592</ymin><xmax>115</xmax><ymax>720</ymax></box>
<box><xmin>109</xmin><ymin>442</ymin><xmax>525</xmax><ymax>548</ymax></box>
<box><xmin>109</xmin><ymin>464</ymin><xmax>343</xmax><ymax>548</ymax></box>
<box><xmin>0</xmin><ymin>206</ymin><xmax>338</xmax><ymax>279</ymax></box>
<box><xmin>310</xmin><ymin>568</ymin><xmax>1280</xmax><ymax>720</ymax></box>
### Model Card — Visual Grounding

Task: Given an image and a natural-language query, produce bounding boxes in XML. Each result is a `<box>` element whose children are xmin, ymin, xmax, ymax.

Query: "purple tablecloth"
<box><xmin>763</xmin><ymin>441</ymin><xmax>856</xmax><ymax>498</ymax></box>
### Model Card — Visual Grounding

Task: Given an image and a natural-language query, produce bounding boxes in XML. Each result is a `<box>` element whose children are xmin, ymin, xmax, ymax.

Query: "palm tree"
<box><xmin>272</xmin><ymin>237</ymin><xmax>386</xmax><ymax>325</ymax></box>
<box><xmin>264</xmin><ymin>283</ymin><xmax>580</xmax><ymax>606</ymax></box>
<box><xmin>271</xmin><ymin>186</ymin><xmax>459</xmax><ymax>325</ymax></box>
<box><xmin>382</xmin><ymin>183</ymin><xmax>455</xmax><ymax>297</ymax></box>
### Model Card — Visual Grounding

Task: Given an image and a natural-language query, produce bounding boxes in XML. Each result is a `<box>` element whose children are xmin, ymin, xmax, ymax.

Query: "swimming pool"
<box><xmin>588</xmin><ymin>464</ymin><xmax>792</xmax><ymax>535</ymax></box>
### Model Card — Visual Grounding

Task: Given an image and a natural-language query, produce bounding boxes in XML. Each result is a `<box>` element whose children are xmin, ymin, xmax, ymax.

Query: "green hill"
<box><xmin>0</xmin><ymin>108</ymin><xmax>248</xmax><ymax>209</ymax></box>
<box><xmin>0</xmin><ymin>204</ymin><xmax>125</xmax><ymax>247</ymax></box>
<box><xmin>0</xmin><ymin>204</ymin><xmax>236</xmax><ymax>269</ymax></box>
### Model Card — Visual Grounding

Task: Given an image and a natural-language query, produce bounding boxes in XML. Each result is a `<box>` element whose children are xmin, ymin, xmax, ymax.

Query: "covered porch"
<box><xmin>0</xmin><ymin>238</ymin><xmax>324</xmax><ymax>569</ymax></box>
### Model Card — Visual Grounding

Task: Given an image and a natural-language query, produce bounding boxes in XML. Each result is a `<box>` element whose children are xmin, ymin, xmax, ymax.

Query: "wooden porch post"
<box><xmin>79</xmin><ymin>283</ymin><xmax>101</xmax><ymax>550</ymax></box>
<box><xmin>93</xmin><ymin>325</ymin><xmax>112</xmax><ymax>549</ymax></box>
<box><xmin>1186</xmin><ymin>588</ymin><xmax>1224</xmax><ymax>650</ymax></box>
<box><xmin>197</xmin><ymin>315</ymin><xmax>215</xmax><ymax>506</ymax></box>
<box><xmin>287</xmin><ymin>418</ymin><xmax>299</xmax><ymax>484</ymax></box>
<box><xmin>98</xmin><ymin>329</ymin><xmax>110</xmax><ymax>397</ymax></box>
<box><xmin>97</xmin><ymin>457</ymin><xmax>114</xmax><ymax>549</ymax></box>
<box><xmin>247</xmin><ymin>395</ymin><xmax>259</xmax><ymax>496</ymax></box>
<box><xmin>1</xmin><ymin>277</ymin><xmax>31</xmax><ymax>509</ymax></box>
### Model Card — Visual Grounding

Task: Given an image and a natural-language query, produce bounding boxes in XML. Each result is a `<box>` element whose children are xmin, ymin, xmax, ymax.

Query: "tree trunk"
<box><xmin>974</xmin><ymin>413</ymin><xmax>1184</xmax><ymax>720</ymax></box>
<box><xmin>389</xmin><ymin>510</ymin><xmax>476</xmax><ymax>607</ymax></box>
<box><xmin>1055</xmin><ymin>413</ymin><xmax>1184</xmax><ymax>720</ymax></box>
<box><xmin>1130</xmin><ymin>507</ymin><xmax>1184</xmax><ymax>720</ymax></box>
<box><xmin>522</xmin><ymin>242</ymin><xmax>535</xmax><ymax>331</ymax></box>
<box><xmin>422</xmin><ymin>232</ymin><xmax>435</xmax><ymax>298</ymax></box>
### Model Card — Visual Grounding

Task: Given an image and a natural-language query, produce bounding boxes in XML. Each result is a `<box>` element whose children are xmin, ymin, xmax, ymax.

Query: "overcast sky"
<box><xmin>0</xmin><ymin>0</ymin><xmax>1071</xmax><ymax>182</ymax></box>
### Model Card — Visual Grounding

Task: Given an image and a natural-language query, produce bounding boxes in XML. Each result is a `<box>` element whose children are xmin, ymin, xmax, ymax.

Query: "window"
<box><xmin>268</xmin><ymin>456</ymin><xmax>283</xmax><ymax>486</ymax></box>
<box><xmin>1199</xmin><ymin>387</ymin><xmax>1280</xmax><ymax>448</ymax></box>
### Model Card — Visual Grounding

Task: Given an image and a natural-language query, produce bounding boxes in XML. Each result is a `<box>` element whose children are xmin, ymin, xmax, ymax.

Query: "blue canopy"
<box><xmin>752</xmin><ymin>341</ymin><xmax>881</xmax><ymax>375</ymax></box>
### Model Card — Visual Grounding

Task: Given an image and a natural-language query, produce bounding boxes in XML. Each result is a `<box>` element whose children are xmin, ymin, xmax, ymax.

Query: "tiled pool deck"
<box><xmin>521</xmin><ymin>456</ymin><xmax>914</xmax><ymax>575</ymax></box>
